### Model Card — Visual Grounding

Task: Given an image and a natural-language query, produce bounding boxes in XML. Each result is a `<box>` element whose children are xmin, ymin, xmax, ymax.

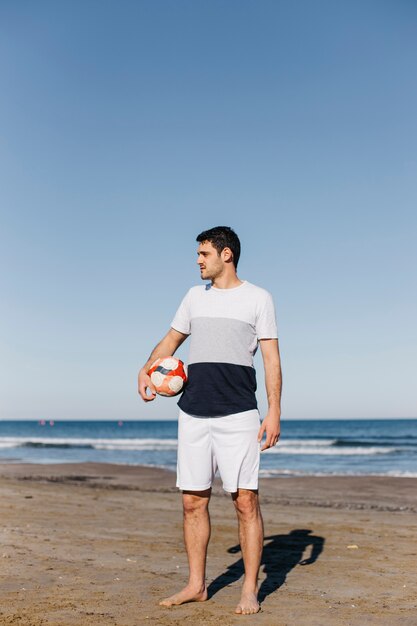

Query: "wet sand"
<box><xmin>0</xmin><ymin>462</ymin><xmax>416</xmax><ymax>625</ymax></box>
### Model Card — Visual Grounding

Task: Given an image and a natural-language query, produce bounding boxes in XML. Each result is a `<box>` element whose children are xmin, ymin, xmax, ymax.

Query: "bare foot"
<box><xmin>235</xmin><ymin>588</ymin><xmax>260</xmax><ymax>615</ymax></box>
<box><xmin>159</xmin><ymin>584</ymin><xmax>208</xmax><ymax>607</ymax></box>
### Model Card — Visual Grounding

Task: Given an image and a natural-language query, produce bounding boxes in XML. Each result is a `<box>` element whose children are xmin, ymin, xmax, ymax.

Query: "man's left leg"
<box><xmin>232</xmin><ymin>488</ymin><xmax>263</xmax><ymax>615</ymax></box>
<box><xmin>212</xmin><ymin>409</ymin><xmax>262</xmax><ymax>613</ymax></box>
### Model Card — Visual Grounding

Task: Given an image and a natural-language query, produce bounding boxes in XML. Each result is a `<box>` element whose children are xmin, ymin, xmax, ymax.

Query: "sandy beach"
<box><xmin>0</xmin><ymin>462</ymin><xmax>416</xmax><ymax>626</ymax></box>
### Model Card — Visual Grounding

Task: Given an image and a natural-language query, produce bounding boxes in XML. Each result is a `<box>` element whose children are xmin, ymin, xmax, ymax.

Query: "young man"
<box><xmin>138</xmin><ymin>226</ymin><xmax>282</xmax><ymax>615</ymax></box>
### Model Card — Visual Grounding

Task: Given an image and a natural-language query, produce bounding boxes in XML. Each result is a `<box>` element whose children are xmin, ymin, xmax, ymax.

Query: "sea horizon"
<box><xmin>1</xmin><ymin>416</ymin><xmax>416</xmax><ymax>422</ymax></box>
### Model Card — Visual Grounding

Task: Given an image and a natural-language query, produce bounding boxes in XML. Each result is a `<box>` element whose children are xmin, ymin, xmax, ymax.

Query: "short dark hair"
<box><xmin>196</xmin><ymin>226</ymin><xmax>241</xmax><ymax>269</ymax></box>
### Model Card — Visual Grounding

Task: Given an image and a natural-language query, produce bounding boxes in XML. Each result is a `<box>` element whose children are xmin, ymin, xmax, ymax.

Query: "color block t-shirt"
<box><xmin>170</xmin><ymin>280</ymin><xmax>278</xmax><ymax>417</ymax></box>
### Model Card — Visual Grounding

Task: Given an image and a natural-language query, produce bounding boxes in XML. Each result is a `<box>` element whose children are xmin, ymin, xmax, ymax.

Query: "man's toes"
<box><xmin>235</xmin><ymin>605</ymin><xmax>243</xmax><ymax>614</ymax></box>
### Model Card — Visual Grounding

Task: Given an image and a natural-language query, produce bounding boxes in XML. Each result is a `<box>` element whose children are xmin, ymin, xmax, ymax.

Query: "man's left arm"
<box><xmin>258</xmin><ymin>338</ymin><xmax>282</xmax><ymax>451</ymax></box>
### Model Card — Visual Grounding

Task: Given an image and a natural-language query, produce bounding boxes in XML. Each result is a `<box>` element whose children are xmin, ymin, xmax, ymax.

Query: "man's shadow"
<box><xmin>208</xmin><ymin>529</ymin><xmax>325</xmax><ymax>603</ymax></box>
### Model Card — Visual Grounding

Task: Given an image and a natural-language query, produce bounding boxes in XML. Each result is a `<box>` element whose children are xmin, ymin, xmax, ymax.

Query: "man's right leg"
<box><xmin>159</xmin><ymin>489</ymin><xmax>211</xmax><ymax>606</ymax></box>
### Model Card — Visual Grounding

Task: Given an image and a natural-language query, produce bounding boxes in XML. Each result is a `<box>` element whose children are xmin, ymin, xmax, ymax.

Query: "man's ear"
<box><xmin>222</xmin><ymin>247</ymin><xmax>234</xmax><ymax>264</ymax></box>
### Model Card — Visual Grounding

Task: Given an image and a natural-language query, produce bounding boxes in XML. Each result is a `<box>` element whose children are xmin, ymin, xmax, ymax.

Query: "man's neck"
<box><xmin>211</xmin><ymin>275</ymin><xmax>244</xmax><ymax>290</ymax></box>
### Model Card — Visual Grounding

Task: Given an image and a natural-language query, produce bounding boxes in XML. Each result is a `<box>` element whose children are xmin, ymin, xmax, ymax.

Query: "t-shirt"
<box><xmin>170</xmin><ymin>280</ymin><xmax>278</xmax><ymax>417</ymax></box>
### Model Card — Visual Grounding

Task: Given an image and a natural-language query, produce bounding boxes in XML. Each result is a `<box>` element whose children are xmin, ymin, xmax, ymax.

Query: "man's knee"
<box><xmin>232</xmin><ymin>489</ymin><xmax>259</xmax><ymax>520</ymax></box>
<box><xmin>182</xmin><ymin>489</ymin><xmax>211</xmax><ymax>516</ymax></box>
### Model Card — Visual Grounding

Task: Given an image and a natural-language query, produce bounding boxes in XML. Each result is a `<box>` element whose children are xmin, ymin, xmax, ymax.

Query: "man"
<box><xmin>138</xmin><ymin>226</ymin><xmax>282</xmax><ymax>615</ymax></box>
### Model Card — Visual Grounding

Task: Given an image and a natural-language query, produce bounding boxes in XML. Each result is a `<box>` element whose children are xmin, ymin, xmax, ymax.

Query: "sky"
<box><xmin>0</xmin><ymin>0</ymin><xmax>416</xmax><ymax>421</ymax></box>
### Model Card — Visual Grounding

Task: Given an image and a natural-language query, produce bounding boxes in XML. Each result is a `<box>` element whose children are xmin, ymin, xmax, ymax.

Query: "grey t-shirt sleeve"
<box><xmin>255</xmin><ymin>291</ymin><xmax>278</xmax><ymax>339</ymax></box>
<box><xmin>170</xmin><ymin>290</ymin><xmax>192</xmax><ymax>335</ymax></box>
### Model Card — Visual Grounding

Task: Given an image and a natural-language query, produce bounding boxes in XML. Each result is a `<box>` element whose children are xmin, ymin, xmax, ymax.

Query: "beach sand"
<box><xmin>0</xmin><ymin>462</ymin><xmax>416</xmax><ymax>625</ymax></box>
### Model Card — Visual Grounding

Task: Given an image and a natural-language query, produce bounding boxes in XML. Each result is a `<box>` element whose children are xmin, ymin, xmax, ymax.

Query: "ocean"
<box><xmin>0</xmin><ymin>419</ymin><xmax>416</xmax><ymax>477</ymax></box>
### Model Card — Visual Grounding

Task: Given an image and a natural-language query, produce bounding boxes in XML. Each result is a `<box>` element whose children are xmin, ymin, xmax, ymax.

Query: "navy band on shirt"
<box><xmin>178</xmin><ymin>362</ymin><xmax>258</xmax><ymax>417</ymax></box>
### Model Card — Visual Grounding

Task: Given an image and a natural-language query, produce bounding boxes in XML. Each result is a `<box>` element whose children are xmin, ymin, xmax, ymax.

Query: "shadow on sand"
<box><xmin>207</xmin><ymin>529</ymin><xmax>325</xmax><ymax>603</ymax></box>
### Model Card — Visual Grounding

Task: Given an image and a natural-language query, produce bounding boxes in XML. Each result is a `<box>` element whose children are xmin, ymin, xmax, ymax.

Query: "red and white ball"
<box><xmin>148</xmin><ymin>357</ymin><xmax>187</xmax><ymax>397</ymax></box>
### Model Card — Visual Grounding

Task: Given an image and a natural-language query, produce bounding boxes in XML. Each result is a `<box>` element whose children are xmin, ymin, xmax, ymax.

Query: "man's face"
<box><xmin>196</xmin><ymin>241</ymin><xmax>224</xmax><ymax>281</ymax></box>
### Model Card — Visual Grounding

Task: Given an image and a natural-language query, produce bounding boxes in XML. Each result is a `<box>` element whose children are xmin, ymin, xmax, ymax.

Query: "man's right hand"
<box><xmin>138</xmin><ymin>368</ymin><xmax>157</xmax><ymax>402</ymax></box>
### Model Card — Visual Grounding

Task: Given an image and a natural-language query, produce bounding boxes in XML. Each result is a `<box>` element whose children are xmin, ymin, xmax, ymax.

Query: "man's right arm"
<box><xmin>138</xmin><ymin>328</ymin><xmax>189</xmax><ymax>402</ymax></box>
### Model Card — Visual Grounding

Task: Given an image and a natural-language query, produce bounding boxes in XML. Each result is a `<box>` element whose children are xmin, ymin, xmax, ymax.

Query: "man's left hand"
<box><xmin>258</xmin><ymin>411</ymin><xmax>281</xmax><ymax>451</ymax></box>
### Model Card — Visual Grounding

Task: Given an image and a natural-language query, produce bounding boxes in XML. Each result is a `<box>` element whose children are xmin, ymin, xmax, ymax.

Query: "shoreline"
<box><xmin>0</xmin><ymin>461</ymin><xmax>416</xmax><ymax>513</ymax></box>
<box><xmin>1</xmin><ymin>457</ymin><xmax>416</xmax><ymax>477</ymax></box>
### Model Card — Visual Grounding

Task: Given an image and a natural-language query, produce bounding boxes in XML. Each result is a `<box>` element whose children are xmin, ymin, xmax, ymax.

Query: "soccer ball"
<box><xmin>148</xmin><ymin>357</ymin><xmax>187</xmax><ymax>397</ymax></box>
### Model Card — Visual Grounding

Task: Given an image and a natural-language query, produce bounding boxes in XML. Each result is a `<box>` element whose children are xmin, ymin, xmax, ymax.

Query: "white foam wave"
<box><xmin>276</xmin><ymin>439</ymin><xmax>337</xmax><ymax>446</ymax></box>
<box><xmin>94</xmin><ymin>439</ymin><xmax>178</xmax><ymax>451</ymax></box>
<box><xmin>259</xmin><ymin>468</ymin><xmax>417</xmax><ymax>477</ymax></box>
<box><xmin>259</xmin><ymin>468</ymin><xmax>306</xmax><ymax>476</ymax></box>
<box><xmin>0</xmin><ymin>436</ymin><xmax>400</xmax><ymax>455</ymax></box>
<box><xmin>265</xmin><ymin>445</ymin><xmax>395</xmax><ymax>455</ymax></box>
<box><xmin>0</xmin><ymin>436</ymin><xmax>178</xmax><ymax>450</ymax></box>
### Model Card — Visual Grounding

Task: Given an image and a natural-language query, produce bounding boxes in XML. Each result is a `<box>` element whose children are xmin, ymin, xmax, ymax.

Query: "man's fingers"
<box><xmin>261</xmin><ymin>431</ymin><xmax>280</xmax><ymax>451</ymax></box>
<box><xmin>144</xmin><ymin>386</ymin><xmax>156</xmax><ymax>401</ymax></box>
<box><xmin>258</xmin><ymin>418</ymin><xmax>281</xmax><ymax>450</ymax></box>
<box><xmin>142</xmin><ymin>391</ymin><xmax>156</xmax><ymax>402</ymax></box>
<box><xmin>139</xmin><ymin>378</ymin><xmax>157</xmax><ymax>402</ymax></box>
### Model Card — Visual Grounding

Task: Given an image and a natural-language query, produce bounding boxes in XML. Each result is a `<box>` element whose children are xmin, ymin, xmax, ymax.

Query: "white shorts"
<box><xmin>176</xmin><ymin>408</ymin><xmax>261</xmax><ymax>493</ymax></box>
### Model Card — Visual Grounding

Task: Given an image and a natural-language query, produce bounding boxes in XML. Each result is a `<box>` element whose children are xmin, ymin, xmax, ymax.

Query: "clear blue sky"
<box><xmin>1</xmin><ymin>0</ymin><xmax>416</xmax><ymax>420</ymax></box>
